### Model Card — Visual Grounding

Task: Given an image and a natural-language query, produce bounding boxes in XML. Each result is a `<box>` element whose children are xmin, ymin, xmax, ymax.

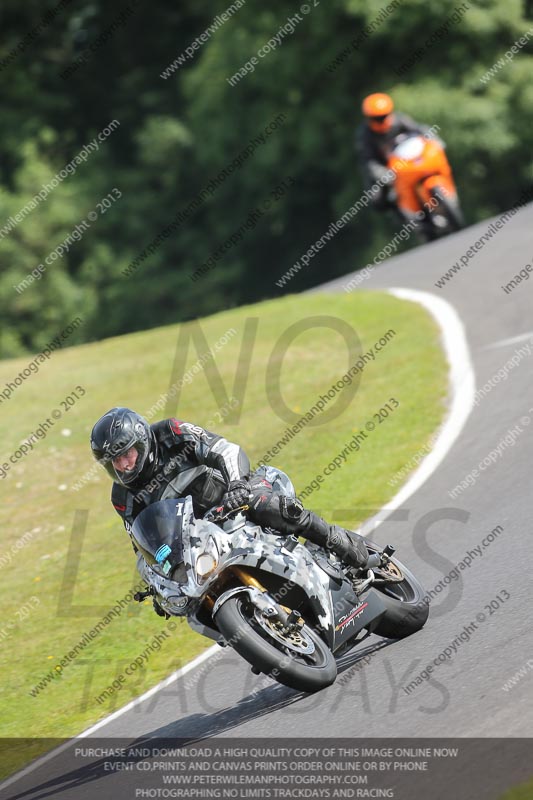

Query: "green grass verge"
<box><xmin>0</xmin><ymin>290</ymin><xmax>447</xmax><ymax>776</ymax></box>
<box><xmin>498</xmin><ymin>778</ymin><xmax>533</xmax><ymax>799</ymax></box>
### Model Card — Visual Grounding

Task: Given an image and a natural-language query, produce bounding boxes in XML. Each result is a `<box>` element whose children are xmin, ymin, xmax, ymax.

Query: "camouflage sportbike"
<box><xmin>133</xmin><ymin>466</ymin><xmax>429</xmax><ymax>692</ymax></box>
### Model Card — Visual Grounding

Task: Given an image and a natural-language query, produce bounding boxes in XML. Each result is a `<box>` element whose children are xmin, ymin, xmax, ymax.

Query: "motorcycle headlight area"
<box><xmin>195</xmin><ymin>536</ymin><xmax>219</xmax><ymax>582</ymax></box>
<box><xmin>159</xmin><ymin>593</ymin><xmax>189</xmax><ymax>615</ymax></box>
<box><xmin>137</xmin><ymin>557</ymin><xmax>190</xmax><ymax>615</ymax></box>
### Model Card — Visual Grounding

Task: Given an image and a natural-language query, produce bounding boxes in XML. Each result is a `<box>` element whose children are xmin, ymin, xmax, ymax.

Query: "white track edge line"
<box><xmin>359</xmin><ymin>287</ymin><xmax>475</xmax><ymax>535</ymax></box>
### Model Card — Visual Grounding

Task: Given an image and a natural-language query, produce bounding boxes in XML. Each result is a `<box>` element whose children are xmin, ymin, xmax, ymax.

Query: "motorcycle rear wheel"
<box><xmin>215</xmin><ymin>595</ymin><xmax>337</xmax><ymax>693</ymax></box>
<box><xmin>363</xmin><ymin>539</ymin><xmax>429</xmax><ymax>640</ymax></box>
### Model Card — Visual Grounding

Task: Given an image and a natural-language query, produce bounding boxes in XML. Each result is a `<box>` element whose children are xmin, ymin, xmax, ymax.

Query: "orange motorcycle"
<box><xmin>388</xmin><ymin>134</ymin><xmax>464</xmax><ymax>239</ymax></box>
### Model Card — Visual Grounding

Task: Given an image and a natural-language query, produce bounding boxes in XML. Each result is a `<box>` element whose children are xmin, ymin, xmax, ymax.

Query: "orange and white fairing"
<box><xmin>389</xmin><ymin>136</ymin><xmax>458</xmax><ymax>214</ymax></box>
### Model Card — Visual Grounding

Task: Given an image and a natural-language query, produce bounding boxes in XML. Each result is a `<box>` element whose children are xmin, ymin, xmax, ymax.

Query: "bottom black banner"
<box><xmin>1</xmin><ymin>738</ymin><xmax>531</xmax><ymax>800</ymax></box>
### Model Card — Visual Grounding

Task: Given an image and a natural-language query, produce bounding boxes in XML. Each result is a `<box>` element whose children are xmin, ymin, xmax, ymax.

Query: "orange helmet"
<box><xmin>362</xmin><ymin>93</ymin><xmax>395</xmax><ymax>133</ymax></box>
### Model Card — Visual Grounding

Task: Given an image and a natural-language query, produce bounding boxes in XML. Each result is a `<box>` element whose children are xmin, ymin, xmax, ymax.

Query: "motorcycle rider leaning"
<box><xmin>356</xmin><ymin>92</ymin><xmax>441</xmax><ymax>213</ymax></box>
<box><xmin>90</xmin><ymin>408</ymin><xmax>371</xmax><ymax>615</ymax></box>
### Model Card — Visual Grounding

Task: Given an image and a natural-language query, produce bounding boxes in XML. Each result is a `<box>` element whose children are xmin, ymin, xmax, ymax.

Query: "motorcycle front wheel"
<box><xmin>430</xmin><ymin>186</ymin><xmax>464</xmax><ymax>233</ymax></box>
<box><xmin>215</xmin><ymin>595</ymin><xmax>337</xmax><ymax>693</ymax></box>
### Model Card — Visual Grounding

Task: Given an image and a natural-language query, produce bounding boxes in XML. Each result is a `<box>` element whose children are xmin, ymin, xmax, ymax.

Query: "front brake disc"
<box><xmin>253</xmin><ymin>608</ymin><xmax>315</xmax><ymax>655</ymax></box>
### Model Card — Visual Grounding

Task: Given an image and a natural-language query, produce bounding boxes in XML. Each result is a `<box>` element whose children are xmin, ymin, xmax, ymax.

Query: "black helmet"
<box><xmin>90</xmin><ymin>407</ymin><xmax>157</xmax><ymax>487</ymax></box>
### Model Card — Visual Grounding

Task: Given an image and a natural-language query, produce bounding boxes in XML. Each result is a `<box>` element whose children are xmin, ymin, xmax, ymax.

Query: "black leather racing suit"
<box><xmin>111</xmin><ymin>418</ymin><xmax>368</xmax><ymax>567</ymax></box>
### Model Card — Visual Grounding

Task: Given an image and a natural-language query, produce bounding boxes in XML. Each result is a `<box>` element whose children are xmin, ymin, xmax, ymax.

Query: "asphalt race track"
<box><xmin>3</xmin><ymin>204</ymin><xmax>533</xmax><ymax>799</ymax></box>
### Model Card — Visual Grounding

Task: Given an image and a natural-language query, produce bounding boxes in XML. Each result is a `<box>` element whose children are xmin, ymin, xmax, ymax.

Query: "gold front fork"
<box><xmin>230</xmin><ymin>566</ymin><xmax>267</xmax><ymax>591</ymax></box>
<box><xmin>230</xmin><ymin>567</ymin><xmax>295</xmax><ymax>618</ymax></box>
<box><xmin>202</xmin><ymin>567</ymin><xmax>266</xmax><ymax>616</ymax></box>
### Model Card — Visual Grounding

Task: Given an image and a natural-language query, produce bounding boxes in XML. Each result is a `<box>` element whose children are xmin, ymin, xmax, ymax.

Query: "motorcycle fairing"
<box><xmin>329</xmin><ymin>580</ymin><xmax>388</xmax><ymax>651</ymax></box>
<box><xmin>390</xmin><ymin>135</ymin><xmax>457</xmax><ymax>213</ymax></box>
<box><xmin>133</xmin><ymin>497</ymin><xmax>386</xmax><ymax>651</ymax></box>
<box><xmin>182</xmin><ymin>518</ymin><xmax>337</xmax><ymax>641</ymax></box>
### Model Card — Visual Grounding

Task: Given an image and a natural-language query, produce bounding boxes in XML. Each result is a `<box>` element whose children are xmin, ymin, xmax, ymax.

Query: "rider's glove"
<box><xmin>368</xmin><ymin>161</ymin><xmax>391</xmax><ymax>185</ymax></box>
<box><xmin>222</xmin><ymin>479</ymin><xmax>251</xmax><ymax>511</ymax></box>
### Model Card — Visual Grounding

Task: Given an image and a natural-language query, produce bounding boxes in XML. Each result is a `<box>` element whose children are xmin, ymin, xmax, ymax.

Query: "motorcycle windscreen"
<box><xmin>131</xmin><ymin>498</ymin><xmax>188</xmax><ymax>568</ymax></box>
<box><xmin>392</xmin><ymin>135</ymin><xmax>425</xmax><ymax>161</ymax></box>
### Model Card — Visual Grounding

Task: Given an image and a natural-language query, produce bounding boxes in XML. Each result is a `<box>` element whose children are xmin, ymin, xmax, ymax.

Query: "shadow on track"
<box><xmin>2</xmin><ymin>638</ymin><xmax>394</xmax><ymax>800</ymax></box>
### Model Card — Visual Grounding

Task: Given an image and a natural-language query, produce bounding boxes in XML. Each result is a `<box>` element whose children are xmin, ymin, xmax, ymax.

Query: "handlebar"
<box><xmin>204</xmin><ymin>504</ymin><xmax>250</xmax><ymax>525</ymax></box>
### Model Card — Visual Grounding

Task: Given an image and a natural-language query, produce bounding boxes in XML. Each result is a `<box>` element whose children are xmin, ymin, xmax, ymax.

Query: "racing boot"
<box><xmin>301</xmin><ymin>511</ymin><xmax>370</xmax><ymax>569</ymax></box>
<box><xmin>325</xmin><ymin>525</ymin><xmax>370</xmax><ymax>569</ymax></box>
